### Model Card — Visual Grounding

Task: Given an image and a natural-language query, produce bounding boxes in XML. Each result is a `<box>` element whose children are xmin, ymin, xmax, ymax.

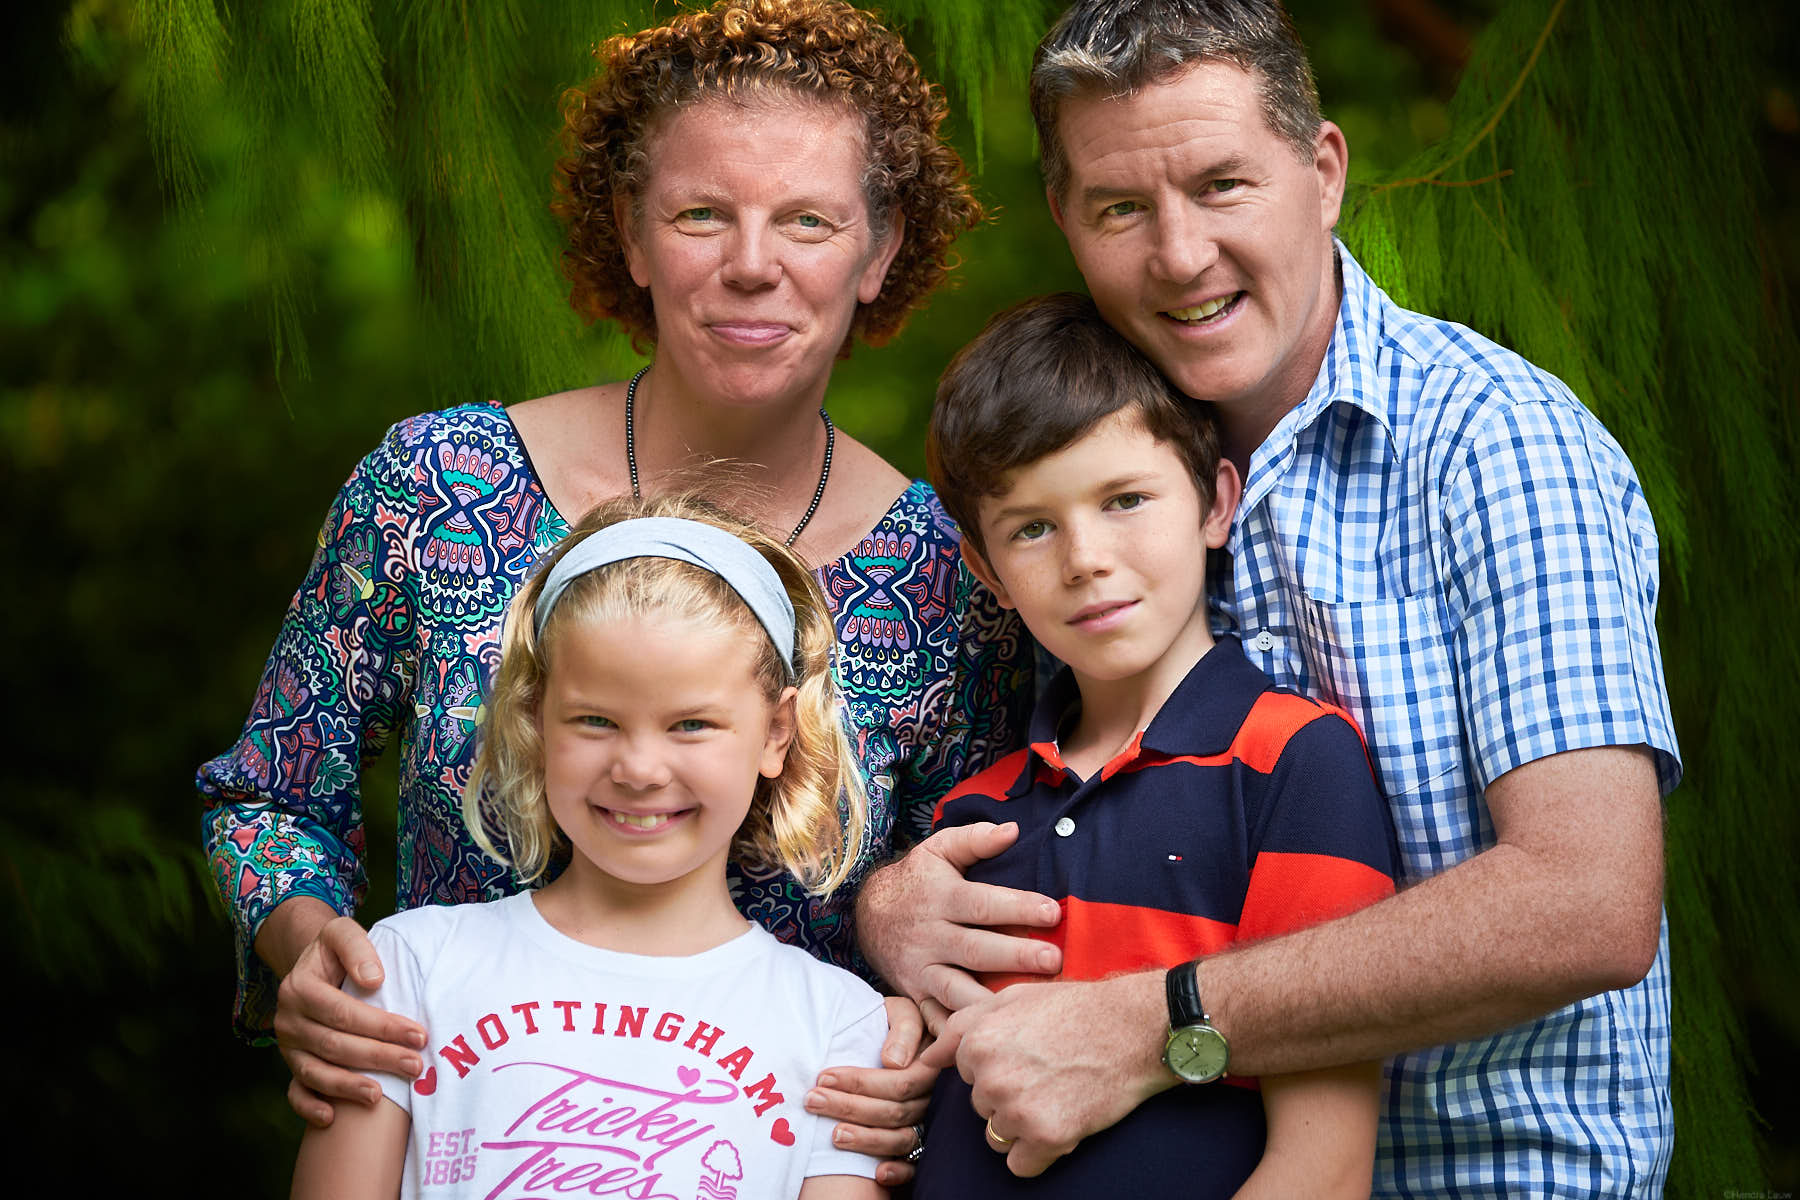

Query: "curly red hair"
<box><xmin>552</xmin><ymin>0</ymin><xmax>982</xmax><ymax>352</ymax></box>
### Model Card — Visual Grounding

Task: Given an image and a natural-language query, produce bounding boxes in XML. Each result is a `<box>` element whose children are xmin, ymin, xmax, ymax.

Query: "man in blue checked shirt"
<box><xmin>854</xmin><ymin>1</ymin><xmax>1680</xmax><ymax>1195</ymax></box>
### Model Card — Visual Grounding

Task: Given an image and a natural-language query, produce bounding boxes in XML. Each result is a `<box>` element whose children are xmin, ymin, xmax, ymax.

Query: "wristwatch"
<box><xmin>1163</xmin><ymin>959</ymin><xmax>1229</xmax><ymax>1084</ymax></box>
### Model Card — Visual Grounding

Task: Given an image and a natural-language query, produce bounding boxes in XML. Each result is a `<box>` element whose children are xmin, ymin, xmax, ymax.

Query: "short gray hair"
<box><xmin>1031</xmin><ymin>0</ymin><xmax>1323</xmax><ymax>200</ymax></box>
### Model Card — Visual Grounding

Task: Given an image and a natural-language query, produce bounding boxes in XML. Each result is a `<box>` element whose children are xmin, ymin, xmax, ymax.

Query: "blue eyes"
<box><xmin>577</xmin><ymin>715</ymin><xmax>711</xmax><ymax>732</ymax></box>
<box><xmin>1099</xmin><ymin>182</ymin><xmax>1242</xmax><ymax>220</ymax></box>
<box><xmin>673</xmin><ymin>209</ymin><xmax>829</xmax><ymax>233</ymax></box>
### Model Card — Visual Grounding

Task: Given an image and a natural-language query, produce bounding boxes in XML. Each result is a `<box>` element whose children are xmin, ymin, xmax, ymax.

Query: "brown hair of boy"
<box><xmin>927</xmin><ymin>291</ymin><xmax>1223</xmax><ymax>560</ymax></box>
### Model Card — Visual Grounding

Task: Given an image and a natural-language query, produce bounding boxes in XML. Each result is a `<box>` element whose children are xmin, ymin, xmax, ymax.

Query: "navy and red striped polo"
<box><xmin>914</xmin><ymin>636</ymin><xmax>1398</xmax><ymax>1200</ymax></box>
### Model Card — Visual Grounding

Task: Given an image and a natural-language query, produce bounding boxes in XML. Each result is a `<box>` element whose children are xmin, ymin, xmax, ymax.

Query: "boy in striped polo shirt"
<box><xmin>913</xmin><ymin>292</ymin><xmax>1398</xmax><ymax>1199</ymax></box>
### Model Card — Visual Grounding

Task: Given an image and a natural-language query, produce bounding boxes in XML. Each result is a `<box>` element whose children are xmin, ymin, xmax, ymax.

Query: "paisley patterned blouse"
<box><xmin>199</xmin><ymin>402</ymin><xmax>1032</xmax><ymax>1040</ymax></box>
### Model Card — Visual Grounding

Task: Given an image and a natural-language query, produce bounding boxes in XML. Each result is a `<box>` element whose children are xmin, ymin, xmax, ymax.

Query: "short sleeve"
<box><xmin>352</xmin><ymin>919</ymin><xmax>432</xmax><ymax>1115</ymax></box>
<box><xmin>198</xmin><ymin>420</ymin><xmax>421</xmax><ymax>1039</ymax></box>
<box><xmin>1237</xmin><ymin>708</ymin><xmax>1399</xmax><ymax>943</ymax></box>
<box><xmin>1440</xmin><ymin>397</ymin><xmax>1681</xmax><ymax>794</ymax></box>
<box><xmin>802</xmin><ymin>992</ymin><xmax>888</xmax><ymax>1182</ymax></box>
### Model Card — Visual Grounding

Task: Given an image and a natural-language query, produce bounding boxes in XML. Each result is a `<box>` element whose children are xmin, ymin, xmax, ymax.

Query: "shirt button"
<box><xmin>1054</xmin><ymin>816</ymin><xmax>1076</xmax><ymax>838</ymax></box>
<box><xmin>1251</xmin><ymin>630</ymin><xmax>1277</xmax><ymax>653</ymax></box>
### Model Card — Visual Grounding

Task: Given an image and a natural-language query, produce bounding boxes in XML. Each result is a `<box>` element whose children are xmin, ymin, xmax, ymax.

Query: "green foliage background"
<box><xmin>4</xmin><ymin>0</ymin><xmax>1795</xmax><ymax>1192</ymax></box>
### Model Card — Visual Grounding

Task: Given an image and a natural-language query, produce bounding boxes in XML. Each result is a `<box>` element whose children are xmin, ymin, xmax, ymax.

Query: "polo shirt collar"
<box><xmin>1013</xmin><ymin>637</ymin><xmax>1266</xmax><ymax>794</ymax></box>
<box><xmin>1018</xmin><ymin>667</ymin><xmax>1083</xmax><ymax>788</ymax></box>
<box><xmin>1137</xmin><ymin>636</ymin><xmax>1268</xmax><ymax>757</ymax></box>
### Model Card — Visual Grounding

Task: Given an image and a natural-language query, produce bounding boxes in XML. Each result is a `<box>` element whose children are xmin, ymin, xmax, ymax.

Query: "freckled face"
<box><xmin>538</xmin><ymin>611</ymin><xmax>795</xmax><ymax>896</ymax></box>
<box><xmin>1050</xmin><ymin>62</ymin><xmax>1347</xmax><ymax>440</ymax></box>
<box><xmin>966</xmin><ymin>412</ymin><xmax>1233</xmax><ymax>698</ymax></box>
<box><xmin>621</xmin><ymin>94</ymin><xmax>903</xmax><ymax>413</ymax></box>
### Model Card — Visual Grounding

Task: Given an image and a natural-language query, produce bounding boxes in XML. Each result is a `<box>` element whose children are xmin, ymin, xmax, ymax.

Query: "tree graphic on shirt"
<box><xmin>698</xmin><ymin>1139</ymin><xmax>743</xmax><ymax>1200</ymax></box>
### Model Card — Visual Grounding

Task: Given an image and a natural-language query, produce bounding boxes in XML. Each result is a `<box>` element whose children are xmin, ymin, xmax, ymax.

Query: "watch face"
<box><xmin>1165</xmin><ymin>1026</ymin><xmax>1229</xmax><ymax>1083</ymax></box>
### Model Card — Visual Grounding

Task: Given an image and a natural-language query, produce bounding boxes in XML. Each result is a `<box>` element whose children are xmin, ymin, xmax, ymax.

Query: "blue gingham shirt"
<box><xmin>1210</xmin><ymin>243</ymin><xmax>1681</xmax><ymax>1198</ymax></box>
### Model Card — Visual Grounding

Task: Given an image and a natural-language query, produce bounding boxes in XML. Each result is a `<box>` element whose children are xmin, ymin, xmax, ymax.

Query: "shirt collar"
<box><xmin>1014</xmin><ymin>637</ymin><xmax>1267</xmax><ymax>793</ymax></box>
<box><xmin>1137</xmin><ymin>636</ymin><xmax>1269</xmax><ymax>757</ymax></box>
<box><xmin>1236</xmin><ymin>238</ymin><xmax>1401</xmax><ymax>528</ymax></box>
<box><xmin>1017</xmin><ymin>668</ymin><xmax>1082</xmax><ymax>790</ymax></box>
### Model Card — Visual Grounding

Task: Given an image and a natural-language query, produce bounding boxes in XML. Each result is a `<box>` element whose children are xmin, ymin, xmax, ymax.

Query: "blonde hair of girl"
<box><xmin>463</xmin><ymin>492</ymin><xmax>868</xmax><ymax>896</ymax></box>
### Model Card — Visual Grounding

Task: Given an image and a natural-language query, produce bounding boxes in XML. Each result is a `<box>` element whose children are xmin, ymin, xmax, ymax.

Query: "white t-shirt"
<box><xmin>354</xmin><ymin>892</ymin><xmax>887</xmax><ymax>1199</ymax></box>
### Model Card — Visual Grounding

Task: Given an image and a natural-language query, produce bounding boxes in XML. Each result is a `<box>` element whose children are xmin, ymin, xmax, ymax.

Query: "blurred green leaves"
<box><xmin>3</xmin><ymin>6</ymin><xmax>431</xmax><ymax>1181</ymax></box>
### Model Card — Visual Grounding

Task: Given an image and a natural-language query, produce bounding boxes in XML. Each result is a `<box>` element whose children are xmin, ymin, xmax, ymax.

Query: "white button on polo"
<box><xmin>1251</xmin><ymin>630</ymin><xmax>1277</xmax><ymax>653</ymax></box>
<box><xmin>1054</xmin><ymin>816</ymin><xmax>1076</xmax><ymax>837</ymax></box>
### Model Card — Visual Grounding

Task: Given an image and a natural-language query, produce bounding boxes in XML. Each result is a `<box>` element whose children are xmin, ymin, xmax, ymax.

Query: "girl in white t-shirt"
<box><xmin>292</xmin><ymin>496</ymin><xmax>887</xmax><ymax>1200</ymax></box>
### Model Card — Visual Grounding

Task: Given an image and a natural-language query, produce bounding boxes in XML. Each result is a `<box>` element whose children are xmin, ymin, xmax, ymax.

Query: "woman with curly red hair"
<box><xmin>198</xmin><ymin>2</ymin><xmax>1030</xmax><ymax>1186</ymax></box>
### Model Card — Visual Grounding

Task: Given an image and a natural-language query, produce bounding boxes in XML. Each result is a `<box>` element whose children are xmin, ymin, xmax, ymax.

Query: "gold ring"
<box><xmin>985</xmin><ymin>1117</ymin><xmax>1015</xmax><ymax>1152</ymax></box>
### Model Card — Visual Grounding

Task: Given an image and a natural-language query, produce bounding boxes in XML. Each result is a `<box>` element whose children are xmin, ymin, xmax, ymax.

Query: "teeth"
<box><xmin>609</xmin><ymin>811</ymin><xmax>671</xmax><ymax>829</ymax></box>
<box><xmin>1167</xmin><ymin>293</ymin><xmax>1238</xmax><ymax>322</ymax></box>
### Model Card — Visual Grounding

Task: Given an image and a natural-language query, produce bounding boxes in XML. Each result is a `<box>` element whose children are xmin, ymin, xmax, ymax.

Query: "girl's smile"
<box><xmin>536</xmin><ymin>609</ymin><xmax>797</xmax><ymax>903</ymax></box>
<box><xmin>600</xmin><ymin>807</ymin><xmax>690</xmax><ymax>833</ymax></box>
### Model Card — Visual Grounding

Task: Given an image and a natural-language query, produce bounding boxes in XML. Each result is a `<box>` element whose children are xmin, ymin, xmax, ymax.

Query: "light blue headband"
<box><xmin>532</xmin><ymin>516</ymin><xmax>797</xmax><ymax>677</ymax></box>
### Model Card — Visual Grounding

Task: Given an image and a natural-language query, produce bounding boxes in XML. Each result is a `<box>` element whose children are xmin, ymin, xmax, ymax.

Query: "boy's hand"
<box><xmin>854</xmin><ymin>822</ymin><xmax>1063</xmax><ymax>1011</ymax></box>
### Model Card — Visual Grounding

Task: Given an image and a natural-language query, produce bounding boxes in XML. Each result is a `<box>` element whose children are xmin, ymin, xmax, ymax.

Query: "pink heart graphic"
<box><xmin>677</xmin><ymin>1065</ymin><xmax>701</xmax><ymax>1089</ymax></box>
<box><xmin>770</xmin><ymin>1117</ymin><xmax>795</xmax><ymax>1146</ymax></box>
<box><xmin>412</xmin><ymin>1066</ymin><xmax>438</xmax><ymax>1096</ymax></box>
